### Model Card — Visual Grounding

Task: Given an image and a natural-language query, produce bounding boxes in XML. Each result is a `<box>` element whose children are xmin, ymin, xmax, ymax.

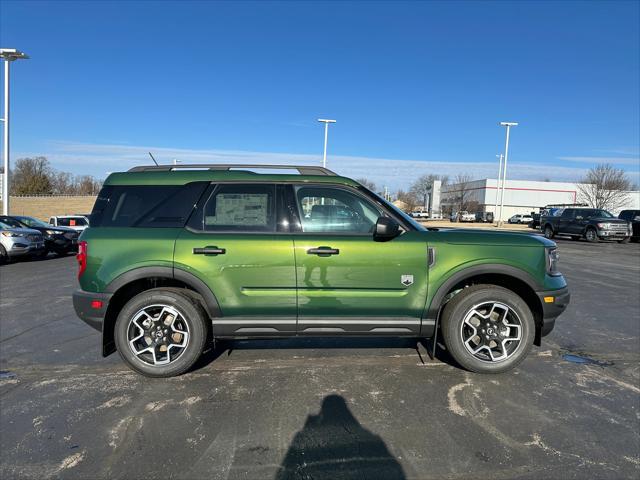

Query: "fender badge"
<box><xmin>401</xmin><ymin>275</ymin><xmax>414</xmax><ymax>286</ymax></box>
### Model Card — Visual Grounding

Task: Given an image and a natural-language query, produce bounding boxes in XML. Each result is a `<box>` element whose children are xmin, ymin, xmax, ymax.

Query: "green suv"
<box><xmin>73</xmin><ymin>164</ymin><xmax>569</xmax><ymax>377</ymax></box>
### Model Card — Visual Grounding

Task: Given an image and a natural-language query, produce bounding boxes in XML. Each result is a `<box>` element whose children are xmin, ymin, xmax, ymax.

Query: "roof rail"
<box><xmin>127</xmin><ymin>164</ymin><xmax>336</xmax><ymax>176</ymax></box>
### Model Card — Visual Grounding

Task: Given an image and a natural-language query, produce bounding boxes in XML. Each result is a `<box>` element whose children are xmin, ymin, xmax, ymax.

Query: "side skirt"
<box><xmin>212</xmin><ymin>316</ymin><xmax>429</xmax><ymax>337</ymax></box>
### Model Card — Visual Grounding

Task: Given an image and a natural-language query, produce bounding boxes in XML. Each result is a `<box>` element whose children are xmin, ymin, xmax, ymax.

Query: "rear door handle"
<box><xmin>307</xmin><ymin>247</ymin><xmax>339</xmax><ymax>256</ymax></box>
<box><xmin>193</xmin><ymin>246</ymin><xmax>226</xmax><ymax>255</ymax></box>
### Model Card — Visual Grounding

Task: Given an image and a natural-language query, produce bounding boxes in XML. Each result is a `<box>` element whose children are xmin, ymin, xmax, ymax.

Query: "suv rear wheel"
<box><xmin>441</xmin><ymin>285</ymin><xmax>535</xmax><ymax>374</ymax></box>
<box><xmin>114</xmin><ymin>289</ymin><xmax>208</xmax><ymax>377</ymax></box>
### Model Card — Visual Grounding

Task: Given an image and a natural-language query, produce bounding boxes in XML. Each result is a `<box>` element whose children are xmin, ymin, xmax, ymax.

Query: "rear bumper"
<box><xmin>72</xmin><ymin>289</ymin><xmax>112</xmax><ymax>331</ymax></box>
<box><xmin>536</xmin><ymin>286</ymin><xmax>570</xmax><ymax>337</ymax></box>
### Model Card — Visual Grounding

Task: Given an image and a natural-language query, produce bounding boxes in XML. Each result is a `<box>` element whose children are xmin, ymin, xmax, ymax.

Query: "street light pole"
<box><xmin>494</xmin><ymin>153</ymin><xmax>503</xmax><ymax>222</ymax></box>
<box><xmin>497</xmin><ymin>122</ymin><xmax>518</xmax><ymax>226</ymax></box>
<box><xmin>317</xmin><ymin>118</ymin><xmax>336</xmax><ymax>169</ymax></box>
<box><xmin>0</xmin><ymin>48</ymin><xmax>29</xmax><ymax>215</ymax></box>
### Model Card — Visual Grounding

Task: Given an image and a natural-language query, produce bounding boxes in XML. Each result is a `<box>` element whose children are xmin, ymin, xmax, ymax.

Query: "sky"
<box><xmin>1</xmin><ymin>0</ymin><xmax>639</xmax><ymax>191</ymax></box>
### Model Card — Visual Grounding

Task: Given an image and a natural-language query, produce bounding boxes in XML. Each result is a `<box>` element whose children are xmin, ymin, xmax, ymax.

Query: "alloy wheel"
<box><xmin>459</xmin><ymin>301</ymin><xmax>522</xmax><ymax>362</ymax></box>
<box><xmin>127</xmin><ymin>304</ymin><xmax>190</xmax><ymax>366</ymax></box>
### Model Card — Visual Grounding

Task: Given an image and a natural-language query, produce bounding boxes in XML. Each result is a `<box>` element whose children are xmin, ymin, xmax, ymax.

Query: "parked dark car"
<box><xmin>541</xmin><ymin>208</ymin><xmax>631</xmax><ymax>243</ymax></box>
<box><xmin>2</xmin><ymin>216</ymin><xmax>80</xmax><ymax>256</ymax></box>
<box><xmin>528</xmin><ymin>213</ymin><xmax>541</xmax><ymax>229</ymax></box>
<box><xmin>474</xmin><ymin>211</ymin><xmax>494</xmax><ymax>223</ymax></box>
<box><xmin>619</xmin><ymin>210</ymin><xmax>640</xmax><ymax>242</ymax></box>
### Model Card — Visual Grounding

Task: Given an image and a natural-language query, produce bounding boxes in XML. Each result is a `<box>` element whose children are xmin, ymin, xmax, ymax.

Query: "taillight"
<box><xmin>77</xmin><ymin>241</ymin><xmax>87</xmax><ymax>279</ymax></box>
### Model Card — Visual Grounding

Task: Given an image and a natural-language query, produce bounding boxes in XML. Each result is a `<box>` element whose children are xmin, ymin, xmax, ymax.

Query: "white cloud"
<box><xmin>13</xmin><ymin>141</ymin><xmax>640</xmax><ymax>191</ymax></box>
<box><xmin>558</xmin><ymin>156</ymin><xmax>640</xmax><ymax>166</ymax></box>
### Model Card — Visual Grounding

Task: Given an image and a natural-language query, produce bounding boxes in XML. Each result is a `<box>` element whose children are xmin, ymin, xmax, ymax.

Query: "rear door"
<box><xmin>289</xmin><ymin>184</ymin><xmax>429</xmax><ymax>335</ymax></box>
<box><xmin>174</xmin><ymin>183</ymin><xmax>297</xmax><ymax>336</ymax></box>
<box><xmin>557</xmin><ymin>209</ymin><xmax>575</xmax><ymax>233</ymax></box>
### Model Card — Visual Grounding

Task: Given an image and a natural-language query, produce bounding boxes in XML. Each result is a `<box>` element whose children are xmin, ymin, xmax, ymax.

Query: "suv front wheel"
<box><xmin>114</xmin><ymin>289</ymin><xmax>208</xmax><ymax>377</ymax></box>
<box><xmin>441</xmin><ymin>285</ymin><xmax>535</xmax><ymax>374</ymax></box>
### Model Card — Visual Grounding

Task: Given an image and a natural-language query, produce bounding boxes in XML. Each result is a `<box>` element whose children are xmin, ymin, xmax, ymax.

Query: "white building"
<box><xmin>439</xmin><ymin>178</ymin><xmax>640</xmax><ymax>221</ymax></box>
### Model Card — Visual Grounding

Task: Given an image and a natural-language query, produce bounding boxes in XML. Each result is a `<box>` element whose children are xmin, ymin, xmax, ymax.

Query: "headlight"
<box><xmin>1</xmin><ymin>231</ymin><xmax>24</xmax><ymax>238</ymax></box>
<box><xmin>45</xmin><ymin>230</ymin><xmax>58</xmax><ymax>235</ymax></box>
<box><xmin>546</xmin><ymin>247</ymin><xmax>561</xmax><ymax>276</ymax></box>
<box><xmin>596</xmin><ymin>222</ymin><xmax>611</xmax><ymax>229</ymax></box>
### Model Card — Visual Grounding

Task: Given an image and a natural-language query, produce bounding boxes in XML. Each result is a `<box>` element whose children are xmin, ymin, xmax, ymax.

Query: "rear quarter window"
<box><xmin>90</xmin><ymin>183</ymin><xmax>208</xmax><ymax>228</ymax></box>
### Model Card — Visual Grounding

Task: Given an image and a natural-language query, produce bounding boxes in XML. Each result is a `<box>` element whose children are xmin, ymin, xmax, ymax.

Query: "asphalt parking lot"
<box><xmin>1</xmin><ymin>236</ymin><xmax>639</xmax><ymax>479</ymax></box>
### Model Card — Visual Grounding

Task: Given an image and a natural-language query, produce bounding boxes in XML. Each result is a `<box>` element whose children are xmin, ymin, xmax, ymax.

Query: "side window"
<box><xmin>91</xmin><ymin>183</ymin><xmax>207</xmax><ymax>228</ymax></box>
<box><xmin>294</xmin><ymin>186</ymin><xmax>381</xmax><ymax>234</ymax></box>
<box><xmin>189</xmin><ymin>184</ymin><xmax>276</xmax><ymax>232</ymax></box>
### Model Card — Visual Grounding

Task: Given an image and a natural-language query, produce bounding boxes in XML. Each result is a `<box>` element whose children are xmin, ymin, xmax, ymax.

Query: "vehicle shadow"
<box><xmin>190</xmin><ymin>336</ymin><xmax>458</xmax><ymax>373</ymax></box>
<box><xmin>274</xmin><ymin>394</ymin><xmax>406</xmax><ymax>480</ymax></box>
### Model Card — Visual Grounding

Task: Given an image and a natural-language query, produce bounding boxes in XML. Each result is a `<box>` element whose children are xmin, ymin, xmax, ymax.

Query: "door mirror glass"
<box><xmin>373</xmin><ymin>217</ymin><xmax>400</xmax><ymax>241</ymax></box>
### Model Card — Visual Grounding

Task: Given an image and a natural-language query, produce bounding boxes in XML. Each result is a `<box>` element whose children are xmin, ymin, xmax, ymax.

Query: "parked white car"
<box><xmin>410</xmin><ymin>210</ymin><xmax>430</xmax><ymax>218</ymax></box>
<box><xmin>49</xmin><ymin>215</ymin><xmax>90</xmax><ymax>233</ymax></box>
<box><xmin>451</xmin><ymin>211</ymin><xmax>475</xmax><ymax>222</ymax></box>
<box><xmin>508</xmin><ymin>214</ymin><xmax>534</xmax><ymax>224</ymax></box>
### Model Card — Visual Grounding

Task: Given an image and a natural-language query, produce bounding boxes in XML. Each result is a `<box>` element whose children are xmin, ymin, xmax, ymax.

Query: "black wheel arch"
<box><xmin>424</xmin><ymin>264</ymin><xmax>545</xmax><ymax>346</ymax></box>
<box><xmin>101</xmin><ymin>267</ymin><xmax>221</xmax><ymax>356</ymax></box>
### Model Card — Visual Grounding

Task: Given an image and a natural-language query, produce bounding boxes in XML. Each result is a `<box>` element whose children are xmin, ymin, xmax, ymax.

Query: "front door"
<box><xmin>290</xmin><ymin>184</ymin><xmax>428</xmax><ymax>335</ymax></box>
<box><xmin>174</xmin><ymin>183</ymin><xmax>297</xmax><ymax>336</ymax></box>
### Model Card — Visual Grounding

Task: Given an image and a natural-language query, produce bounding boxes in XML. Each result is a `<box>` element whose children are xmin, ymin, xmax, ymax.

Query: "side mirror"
<box><xmin>374</xmin><ymin>217</ymin><xmax>400</xmax><ymax>241</ymax></box>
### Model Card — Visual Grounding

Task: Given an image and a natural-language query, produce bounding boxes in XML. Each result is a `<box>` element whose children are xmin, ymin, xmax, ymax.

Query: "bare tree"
<box><xmin>577</xmin><ymin>164</ymin><xmax>631</xmax><ymax>211</ymax></box>
<box><xmin>453</xmin><ymin>173</ymin><xmax>474</xmax><ymax>212</ymax></box>
<box><xmin>9</xmin><ymin>156</ymin><xmax>103</xmax><ymax>195</ymax></box>
<box><xmin>51</xmin><ymin>171</ymin><xmax>74</xmax><ymax>194</ymax></box>
<box><xmin>410</xmin><ymin>174</ymin><xmax>449</xmax><ymax>209</ymax></box>
<box><xmin>355</xmin><ymin>178</ymin><xmax>377</xmax><ymax>192</ymax></box>
<box><xmin>395</xmin><ymin>189</ymin><xmax>417</xmax><ymax>212</ymax></box>
<box><xmin>75</xmin><ymin>175</ymin><xmax>102</xmax><ymax>195</ymax></box>
<box><xmin>10</xmin><ymin>157</ymin><xmax>54</xmax><ymax>195</ymax></box>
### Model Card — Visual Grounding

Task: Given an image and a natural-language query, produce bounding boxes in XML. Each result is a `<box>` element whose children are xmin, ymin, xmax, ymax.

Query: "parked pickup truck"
<box><xmin>541</xmin><ymin>207</ymin><xmax>632</xmax><ymax>243</ymax></box>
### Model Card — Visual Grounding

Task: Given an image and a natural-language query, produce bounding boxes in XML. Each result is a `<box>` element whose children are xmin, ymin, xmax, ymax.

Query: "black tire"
<box><xmin>618</xmin><ymin>237</ymin><xmax>631</xmax><ymax>244</ymax></box>
<box><xmin>543</xmin><ymin>225</ymin><xmax>555</xmax><ymax>239</ymax></box>
<box><xmin>115</xmin><ymin>288</ymin><xmax>208</xmax><ymax>377</ymax></box>
<box><xmin>0</xmin><ymin>245</ymin><xmax>8</xmax><ymax>265</ymax></box>
<box><xmin>585</xmin><ymin>227</ymin><xmax>599</xmax><ymax>243</ymax></box>
<box><xmin>440</xmin><ymin>285</ymin><xmax>535</xmax><ymax>374</ymax></box>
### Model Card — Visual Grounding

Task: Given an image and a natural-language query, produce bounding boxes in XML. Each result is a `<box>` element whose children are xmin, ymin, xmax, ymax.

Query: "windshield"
<box><xmin>0</xmin><ymin>221</ymin><xmax>12</xmax><ymax>229</ymax></box>
<box><xmin>365</xmin><ymin>189</ymin><xmax>426</xmax><ymax>231</ymax></box>
<box><xmin>586</xmin><ymin>209</ymin><xmax>614</xmax><ymax>218</ymax></box>
<box><xmin>15</xmin><ymin>216</ymin><xmax>49</xmax><ymax>228</ymax></box>
<box><xmin>0</xmin><ymin>217</ymin><xmax>24</xmax><ymax>228</ymax></box>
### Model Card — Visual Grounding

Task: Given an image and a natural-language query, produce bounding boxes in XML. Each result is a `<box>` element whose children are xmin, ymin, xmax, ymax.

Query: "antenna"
<box><xmin>148</xmin><ymin>152</ymin><xmax>159</xmax><ymax>166</ymax></box>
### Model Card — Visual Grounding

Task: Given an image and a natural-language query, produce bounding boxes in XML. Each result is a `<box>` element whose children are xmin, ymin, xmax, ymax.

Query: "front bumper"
<box><xmin>536</xmin><ymin>286</ymin><xmax>570</xmax><ymax>337</ymax></box>
<box><xmin>598</xmin><ymin>229</ymin><xmax>630</xmax><ymax>239</ymax></box>
<box><xmin>73</xmin><ymin>289</ymin><xmax>112</xmax><ymax>331</ymax></box>
<box><xmin>45</xmin><ymin>235</ymin><xmax>76</xmax><ymax>252</ymax></box>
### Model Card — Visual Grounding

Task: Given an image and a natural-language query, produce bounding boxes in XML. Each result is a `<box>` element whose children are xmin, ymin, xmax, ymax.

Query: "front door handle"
<box><xmin>193</xmin><ymin>246</ymin><xmax>226</xmax><ymax>255</ymax></box>
<box><xmin>307</xmin><ymin>247</ymin><xmax>339</xmax><ymax>256</ymax></box>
